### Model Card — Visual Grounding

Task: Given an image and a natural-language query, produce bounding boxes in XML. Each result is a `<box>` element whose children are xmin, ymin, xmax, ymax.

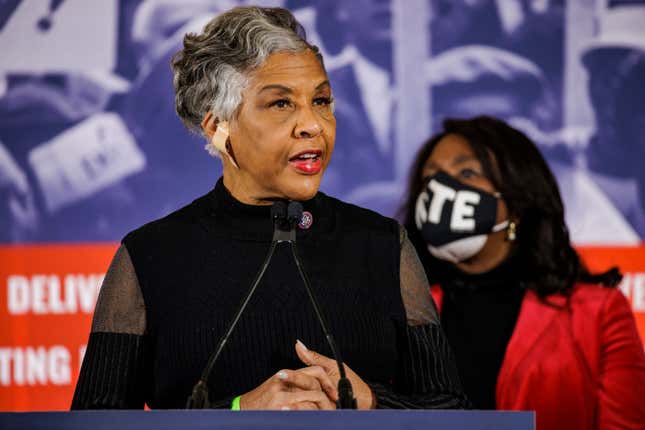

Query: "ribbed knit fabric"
<box><xmin>371</xmin><ymin>324</ymin><xmax>466</xmax><ymax>409</ymax></box>
<box><xmin>72</xmin><ymin>179</ymin><xmax>467</xmax><ymax>409</ymax></box>
<box><xmin>71</xmin><ymin>332</ymin><xmax>149</xmax><ymax>409</ymax></box>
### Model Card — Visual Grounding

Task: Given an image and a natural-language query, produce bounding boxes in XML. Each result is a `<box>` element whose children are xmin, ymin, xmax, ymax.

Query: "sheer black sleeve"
<box><xmin>365</xmin><ymin>226</ymin><xmax>469</xmax><ymax>409</ymax></box>
<box><xmin>71</xmin><ymin>245</ymin><xmax>151</xmax><ymax>409</ymax></box>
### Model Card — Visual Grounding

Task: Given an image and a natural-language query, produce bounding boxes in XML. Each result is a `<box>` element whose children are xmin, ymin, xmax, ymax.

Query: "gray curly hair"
<box><xmin>171</xmin><ymin>6</ymin><xmax>323</xmax><ymax>155</ymax></box>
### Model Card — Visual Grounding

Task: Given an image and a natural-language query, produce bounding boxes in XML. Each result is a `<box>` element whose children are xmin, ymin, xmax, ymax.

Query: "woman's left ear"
<box><xmin>201</xmin><ymin>112</ymin><xmax>239</xmax><ymax>169</ymax></box>
<box><xmin>201</xmin><ymin>112</ymin><xmax>217</xmax><ymax>138</ymax></box>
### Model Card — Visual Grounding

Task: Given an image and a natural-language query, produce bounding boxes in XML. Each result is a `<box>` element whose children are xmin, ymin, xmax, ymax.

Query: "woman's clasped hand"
<box><xmin>239</xmin><ymin>341</ymin><xmax>374</xmax><ymax>410</ymax></box>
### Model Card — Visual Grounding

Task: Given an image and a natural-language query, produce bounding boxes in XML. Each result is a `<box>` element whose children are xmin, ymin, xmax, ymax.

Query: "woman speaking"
<box><xmin>71</xmin><ymin>6</ymin><xmax>466</xmax><ymax>411</ymax></box>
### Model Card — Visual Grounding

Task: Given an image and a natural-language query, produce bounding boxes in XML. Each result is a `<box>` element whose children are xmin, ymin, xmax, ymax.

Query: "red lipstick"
<box><xmin>289</xmin><ymin>150</ymin><xmax>323</xmax><ymax>175</ymax></box>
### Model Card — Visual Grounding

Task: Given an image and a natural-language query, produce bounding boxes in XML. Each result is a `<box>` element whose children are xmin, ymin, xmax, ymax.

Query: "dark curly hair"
<box><xmin>400</xmin><ymin>116</ymin><xmax>621</xmax><ymax>297</ymax></box>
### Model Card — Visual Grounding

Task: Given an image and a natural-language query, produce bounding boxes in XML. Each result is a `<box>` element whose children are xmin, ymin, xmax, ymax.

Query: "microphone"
<box><xmin>272</xmin><ymin>200</ymin><xmax>295</xmax><ymax>243</ymax></box>
<box><xmin>186</xmin><ymin>201</ymin><xmax>357</xmax><ymax>409</ymax></box>
<box><xmin>286</xmin><ymin>202</ymin><xmax>357</xmax><ymax>409</ymax></box>
<box><xmin>186</xmin><ymin>201</ymin><xmax>288</xmax><ymax>409</ymax></box>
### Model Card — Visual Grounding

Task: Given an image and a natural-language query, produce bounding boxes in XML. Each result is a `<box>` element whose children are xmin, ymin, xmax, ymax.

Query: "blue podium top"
<box><xmin>0</xmin><ymin>410</ymin><xmax>534</xmax><ymax>430</ymax></box>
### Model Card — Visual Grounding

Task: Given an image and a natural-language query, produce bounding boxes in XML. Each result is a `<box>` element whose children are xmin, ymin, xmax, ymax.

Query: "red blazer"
<box><xmin>431</xmin><ymin>283</ymin><xmax>645</xmax><ymax>430</ymax></box>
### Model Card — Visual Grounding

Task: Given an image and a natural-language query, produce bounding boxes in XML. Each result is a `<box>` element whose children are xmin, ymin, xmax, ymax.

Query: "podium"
<box><xmin>0</xmin><ymin>410</ymin><xmax>534</xmax><ymax>429</ymax></box>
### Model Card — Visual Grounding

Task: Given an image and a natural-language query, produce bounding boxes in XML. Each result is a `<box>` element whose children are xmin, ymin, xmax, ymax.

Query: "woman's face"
<box><xmin>226</xmin><ymin>50</ymin><xmax>336</xmax><ymax>204</ymax></box>
<box><xmin>422</xmin><ymin>133</ymin><xmax>512</xmax><ymax>273</ymax></box>
<box><xmin>422</xmin><ymin>133</ymin><xmax>498</xmax><ymax>194</ymax></box>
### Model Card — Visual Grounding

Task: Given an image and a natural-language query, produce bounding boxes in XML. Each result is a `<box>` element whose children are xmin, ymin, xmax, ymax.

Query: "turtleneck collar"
<box><xmin>202</xmin><ymin>177</ymin><xmax>334</xmax><ymax>241</ymax></box>
<box><xmin>213</xmin><ymin>177</ymin><xmax>274</xmax><ymax>218</ymax></box>
<box><xmin>441</xmin><ymin>251</ymin><xmax>525</xmax><ymax>293</ymax></box>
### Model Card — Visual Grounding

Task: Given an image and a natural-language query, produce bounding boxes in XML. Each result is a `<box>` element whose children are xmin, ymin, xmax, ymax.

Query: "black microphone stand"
<box><xmin>286</xmin><ymin>202</ymin><xmax>357</xmax><ymax>409</ymax></box>
<box><xmin>186</xmin><ymin>201</ymin><xmax>357</xmax><ymax>409</ymax></box>
<box><xmin>186</xmin><ymin>202</ymin><xmax>287</xmax><ymax>408</ymax></box>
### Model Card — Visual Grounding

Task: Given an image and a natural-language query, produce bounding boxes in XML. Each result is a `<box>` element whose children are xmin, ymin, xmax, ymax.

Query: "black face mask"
<box><xmin>415</xmin><ymin>171</ymin><xmax>508</xmax><ymax>263</ymax></box>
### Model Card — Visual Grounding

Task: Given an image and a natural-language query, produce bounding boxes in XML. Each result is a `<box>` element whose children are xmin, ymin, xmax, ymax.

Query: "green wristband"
<box><xmin>231</xmin><ymin>395</ymin><xmax>241</xmax><ymax>411</ymax></box>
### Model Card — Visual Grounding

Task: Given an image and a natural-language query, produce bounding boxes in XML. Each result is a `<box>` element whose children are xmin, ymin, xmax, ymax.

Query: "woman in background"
<box><xmin>401</xmin><ymin>116</ymin><xmax>645</xmax><ymax>429</ymax></box>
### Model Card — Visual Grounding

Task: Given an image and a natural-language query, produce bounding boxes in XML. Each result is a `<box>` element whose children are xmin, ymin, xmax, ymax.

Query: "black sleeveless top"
<box><xmin>125</xmin><ymin>178</ymin><xmax>405</xmax><ymax>404</ymax></box>
<box><xmin>72</xmin><ymin>179</ymin><xmax>467</xmax><ymax>409</ymax></box>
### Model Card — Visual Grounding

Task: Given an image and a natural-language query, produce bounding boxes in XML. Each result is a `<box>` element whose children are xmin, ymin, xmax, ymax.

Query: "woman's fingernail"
<box><xmin>281</xmin><ymin>406</ymin><xmax>290</xmax><ymax>411</ymax></box>
<box><xmin>296</xmin><ymin>339</ymin><xmax>308</xmax><ymax>350</ymax></box>
<box><xmin>277</xmin><ymin>371</ymin><xmax>288</xmax><ymax>380</ymax></box>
